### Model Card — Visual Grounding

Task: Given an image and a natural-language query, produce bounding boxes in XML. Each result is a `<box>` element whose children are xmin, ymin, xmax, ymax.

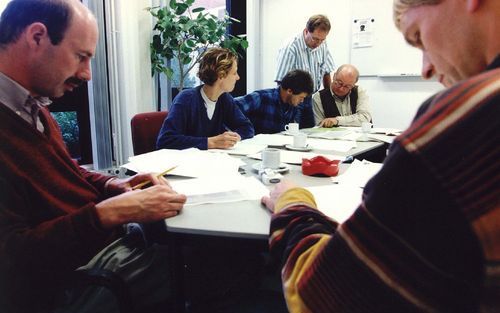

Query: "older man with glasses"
<box><xmin>312</xmin><ymin>64</ymin><xmax>372</xmax><ymax>127</ymax></box>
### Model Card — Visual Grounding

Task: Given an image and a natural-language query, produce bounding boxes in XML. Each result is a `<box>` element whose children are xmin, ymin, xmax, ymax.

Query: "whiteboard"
<box><xmin>350</xmin><ymin>0</ymin><xmax>422</xmax><ymax>77</ymax></box>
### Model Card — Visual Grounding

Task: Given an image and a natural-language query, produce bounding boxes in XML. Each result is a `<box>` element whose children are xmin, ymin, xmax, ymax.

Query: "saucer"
<box><xmin>281</xmin><ymin>130</ymin><xmax>300</xmax><ymax>136</ymax></box>
<box><xmin>252</xmin><ymin>162</ymin><xmax>290</xmax><ymax>173</ymax></box>
<box><xmin>285</xmin><ymin>144</ymin><xmax>313</xmax><ymax>152</ymax></box>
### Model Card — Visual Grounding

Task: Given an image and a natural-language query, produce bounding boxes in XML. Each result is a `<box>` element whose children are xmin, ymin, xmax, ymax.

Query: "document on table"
<box><xmin>209</xmin><ymin>140</ymin><xmax>267</xmax><ymax>156</ymax></box>
<box><xmin>305</xmin><ymin>185</ymin><xmax>363</xmax><ymax>223</ymax></box>
<box><xmin>369</xmin><ymin>127</ymin><xmax>402</xmax><ymax>136</ymax></box>
<box><xmin>170</xmin><ymin>175</ymin><xmax>268</xmax><ymax>206</ymax></box>
<box><xmin>307</xmin><ymin>138</ymin><xmax>357</xmax><ymax>152</ymax></box>
<box><xmin>122</xmin><ymin>148</ymin><xmax>245</xmax><ymax>178</ymax></box>
<box><xmin>331</xmin><ymin>159</ymin><xmax>383</xmax><ymax>188</ymax></box>
<box><xmin>243</xmin><ymin>134</ymin><xmax>293</xmax><ymax>146</ymax></box>
<box><xmin>238</xmin><ymin>133</ymin><xmax>357</xmax><ymax>153</ymax></box>
<box><xmin>307</xmin><ymin>129</ymin><xmax>353</xmax><ymax>140</ymax></box>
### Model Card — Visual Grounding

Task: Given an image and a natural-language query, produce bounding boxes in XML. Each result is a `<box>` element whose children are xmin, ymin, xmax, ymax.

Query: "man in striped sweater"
<box><xmin>262</xmin><ymin>0</ymin><xmax>499</xmax><ymax>312</ymax></box>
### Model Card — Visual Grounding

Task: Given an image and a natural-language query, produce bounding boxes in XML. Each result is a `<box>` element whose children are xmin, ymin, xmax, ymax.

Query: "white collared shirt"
<box><xmin>200</xmin><ymin>86</ymin><xmax>217</xmax><ymax>120</ymax></box>
<box><xmin>0</xmin><ymin>71</ymin><xmax>51</xmax><ymax>132</ymax></box>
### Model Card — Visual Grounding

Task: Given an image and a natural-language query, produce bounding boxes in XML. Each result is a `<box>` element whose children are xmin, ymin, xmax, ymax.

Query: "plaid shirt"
<box><xmin>235</xmin><ymin>87</ymin><xmax>309</xmax><ymax>134</ymax></box>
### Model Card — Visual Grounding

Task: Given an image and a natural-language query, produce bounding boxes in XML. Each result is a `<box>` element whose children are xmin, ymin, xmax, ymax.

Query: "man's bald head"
<box><xmin>0</xmin><ymin>0</ymin><xmax>95</xmax><ymax>49</ymax></box>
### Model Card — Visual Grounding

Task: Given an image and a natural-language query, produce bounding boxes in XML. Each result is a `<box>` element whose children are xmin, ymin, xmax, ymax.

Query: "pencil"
<box><xmin>131</xmin><ymin>165</ymin><xmax>178</xmax><ymax>190</ymax></box>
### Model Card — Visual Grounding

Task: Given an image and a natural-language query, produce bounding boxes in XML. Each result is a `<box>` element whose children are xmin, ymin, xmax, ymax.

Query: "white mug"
<box><xmin>284</xmin><ymin>122</ymin><xmax>299</xmax><ymax>134</ymax></box>
<box><xmin>293</xmin><ymin>132</ymin><xmax>307</xmax><ymax>148</ymax></box>
<box><xmin>261</xmin><ymin>148</ymin><xmax>281</xmax><ymax>169</ymax></box>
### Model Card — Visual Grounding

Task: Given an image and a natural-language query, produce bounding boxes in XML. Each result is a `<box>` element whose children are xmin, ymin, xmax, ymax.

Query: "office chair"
<box><xmin>130</xmin><ymin>111</ymin><xmax>171</xmax><ymax>245</ymax></box>
<box><xmin>130</xmin><ymin>111</ymin><xmax>168</xmax><ymax>155</ymax></box>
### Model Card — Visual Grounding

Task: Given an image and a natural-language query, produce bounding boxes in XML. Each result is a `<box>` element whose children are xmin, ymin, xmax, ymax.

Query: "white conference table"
<box><xmin>162</xmin><ymin>139</ymin><xmax>385</xmax><ymax>313</ymax></box>
<box><xmin>164</xmin><ymin>140</ymin><xmax>385</xmax><ymax>239</ymax></box>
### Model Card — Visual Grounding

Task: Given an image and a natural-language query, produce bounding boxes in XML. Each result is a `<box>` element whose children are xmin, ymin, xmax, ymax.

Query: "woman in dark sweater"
<box><xmin>156</xmin><ymin>47</ymin><xmax>254</xmax><ymax>150</ymax></box>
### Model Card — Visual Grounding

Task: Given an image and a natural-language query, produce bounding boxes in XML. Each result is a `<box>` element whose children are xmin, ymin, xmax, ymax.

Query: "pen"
<box><xmin>131</xmin><ymin>165</ymin><xmax>178</xmax><ymax>190</ymax></box>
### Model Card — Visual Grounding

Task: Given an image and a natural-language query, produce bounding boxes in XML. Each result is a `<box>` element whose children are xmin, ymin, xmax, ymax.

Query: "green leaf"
<box><xmin>181</xmin><ymin>45</ymin><xmax>192</xmax><ymax>54</ymax></box>
<box><xmin>192</xmin><ymin>7</ymin><xmax>204</xmax><ymax>13</ymax></box>
<box><xmin>207</xmin><ymin>19</ymin><xmax>217</xmax><ymax>30</ymax></box>
<box><xmin>163</xmin><ymin>67</ymin><xmax>174</xmax><ymax>79</ymax></box>
<box><xmin>185</xmin><ymin>39</ymin><xmax>196</xmax><ymax>48</ymax></box>
<box><xmin>182</xmin><ymin>56</ymin><xmax>192</xmax><ymax>65</ymax></box>
<box><xmin>169</xmin><ymin>0</ymin><xmax>177</xmax><ymax>10</ymax></box>
<box><xmin>175</xmin><ymin>3</ymin><xmax>189</xmax><ymax>15</ymax></box>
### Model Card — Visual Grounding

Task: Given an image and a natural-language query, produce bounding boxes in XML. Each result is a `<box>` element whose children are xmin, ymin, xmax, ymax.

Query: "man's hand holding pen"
<box><xmin>96</xmin><ymin>168</ymin><xmax>186</xmax><ymax>229</ymax></box>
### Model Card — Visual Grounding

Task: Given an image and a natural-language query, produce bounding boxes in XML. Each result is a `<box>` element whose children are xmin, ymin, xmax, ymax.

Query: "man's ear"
<box><xmin>25</xmin><ymin>22</ymin><xmax>48</xmax><ymax>48</ymax></box>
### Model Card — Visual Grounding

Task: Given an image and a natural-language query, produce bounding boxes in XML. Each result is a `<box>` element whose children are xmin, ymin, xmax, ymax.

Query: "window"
<box><xmin>49</xmin><ymin>83</ymin><xmax>93</xmax><ymax>164</ymax></box>
<box><xmin>171</xmin><ymin>0</ymin><xmax>227</xmax><ymax>91</ymax></box>
<box><xmin>166</xmin><ymin>0</ymin><xmax>246</xmax><ymax>103</ymax></box>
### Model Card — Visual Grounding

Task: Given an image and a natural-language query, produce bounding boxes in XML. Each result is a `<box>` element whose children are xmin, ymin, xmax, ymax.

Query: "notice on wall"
<box><xmin>352</xmin><ymin>17</ymin><xmax>375</xmax><ymax>48</ymax></box>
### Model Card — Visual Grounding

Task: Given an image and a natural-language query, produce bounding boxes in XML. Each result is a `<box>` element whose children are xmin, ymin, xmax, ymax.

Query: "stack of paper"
<box><xmin>122</xmin><ymin>148</ymin><xmax>245</xmax><ymax>178</ymax></box>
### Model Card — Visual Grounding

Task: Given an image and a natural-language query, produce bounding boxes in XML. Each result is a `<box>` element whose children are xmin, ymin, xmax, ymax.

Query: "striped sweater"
<box><xmin>269</xmin><ymin>57</ymin><xmax>500</xmax><ymax>312</ymax></box>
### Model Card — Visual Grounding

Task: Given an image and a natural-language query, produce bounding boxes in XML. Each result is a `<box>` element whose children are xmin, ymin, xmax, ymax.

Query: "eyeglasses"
<box><xmin>305</xmin><ymin>31</ymin><xmax>326</xmax><ymax>44</ymax></box>
<box><xmin>310</xmin><ymin>36</ymin><xmax>325</xmax><ymax>43</ymax></box>
<box><xmin>333</xmin><ymin>79</ymin><xmax>355</xmax><ymax>90</ymax></box>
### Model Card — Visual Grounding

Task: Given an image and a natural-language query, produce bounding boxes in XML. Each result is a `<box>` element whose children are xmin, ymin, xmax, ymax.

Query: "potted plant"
<box><xmin>147</xmin><ymin>0</ymin><xmax>248</xmax><ymax>91</ymax></box>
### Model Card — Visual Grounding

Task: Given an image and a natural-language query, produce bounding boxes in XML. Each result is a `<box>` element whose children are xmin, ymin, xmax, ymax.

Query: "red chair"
<box><xmin>130</xmin><ymin>111</ymin><xmax>168</xmax><ymax>155</ymax></box>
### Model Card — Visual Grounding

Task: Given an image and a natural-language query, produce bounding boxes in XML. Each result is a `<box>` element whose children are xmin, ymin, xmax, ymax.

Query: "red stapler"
<box><xmin>302</xmin><ymin>156</ymin><xmax>340</xmax><ymax>177</ymax></box>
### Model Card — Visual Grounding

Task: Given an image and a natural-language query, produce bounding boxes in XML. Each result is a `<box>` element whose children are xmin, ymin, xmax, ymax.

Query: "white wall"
<box><xmin>248</xmin><ymin>0</ymin><xmax>443</xmax><ymax>130</ymax></box>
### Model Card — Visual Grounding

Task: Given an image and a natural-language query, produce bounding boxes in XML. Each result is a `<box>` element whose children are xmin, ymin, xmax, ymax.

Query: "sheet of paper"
<box><xmin>170</xmin><ymin>176</ymin><xmax>268</xmax><ymax>206</ymax></box>
<box><xmin>331</xmin><ymin>159</ymin><xmax>383</xmax><ymax>187</ymax></box>
<box><xmin>243</xmin><ymin>134</ymin><xmax>293</xmax><ymax>146</ymax></box>
<box><xmin>369</xmin><ymin>127</ymin><xmax>402</xmax><ymax>136</ymax></box>
<box><xmin>122</xmin><ymin>148</ymin><xmax>244</xmax><ymax>178</ymax></box>
<box><xmin>209</xmin><ymin>141</ymin><xmax>267</xmax><ymax>156</ymax></box>
<box><xmin>305</xmin><ymin>185</ymin><xmax>363</xmax><ymax>223</ymax></box>
<box><xmin>307</xmin><ymin>129</ymin><xmax>353</xmax><ymax>140</ymax></box>
<box><xmin>307</xmin><ymin>138</ymin><xmax>357</xmax><ymax>152</ymax></box>
<box><xmin>366</xmin><ymin>133</ymin><xmax>395</xmax><ymax>144</ymax></box>
<box><xmin>248</xmin><ymin>150</ymin><xmax>344</xmax><ymax>165</ymax></box>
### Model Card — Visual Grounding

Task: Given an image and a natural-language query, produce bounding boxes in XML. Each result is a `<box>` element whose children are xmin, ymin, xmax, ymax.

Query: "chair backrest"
<box><xmin>130</xmin><ymin>111</ymin><xmax>168</xmax><ymax>155</ymax></box>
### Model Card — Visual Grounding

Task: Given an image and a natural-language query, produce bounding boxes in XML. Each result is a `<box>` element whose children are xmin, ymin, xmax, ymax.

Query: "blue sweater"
<box><xmin>156</xmin><ymin>85</ymin><xmax>254</xmax><ymax>150</ymax></box>
<box><xmin>235</xmin><ymin>87</ymin><xmax>314</xmax><ymax>134</ymax></box>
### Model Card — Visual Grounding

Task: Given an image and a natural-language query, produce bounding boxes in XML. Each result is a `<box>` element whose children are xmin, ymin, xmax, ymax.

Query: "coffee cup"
<box><xmin>293</xmin><ymin>132</ymin><xmax>307</xmax><ymax>148</ymax></box>
<box><xmin>261</xmin><ymin>148</ymin><xmax>280</xmax><ymax>169</ymax></box>
<box><xmin>284</xmin><ymin>122</ymin><xmax>299</xmax><ymax>134</ymax></box>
